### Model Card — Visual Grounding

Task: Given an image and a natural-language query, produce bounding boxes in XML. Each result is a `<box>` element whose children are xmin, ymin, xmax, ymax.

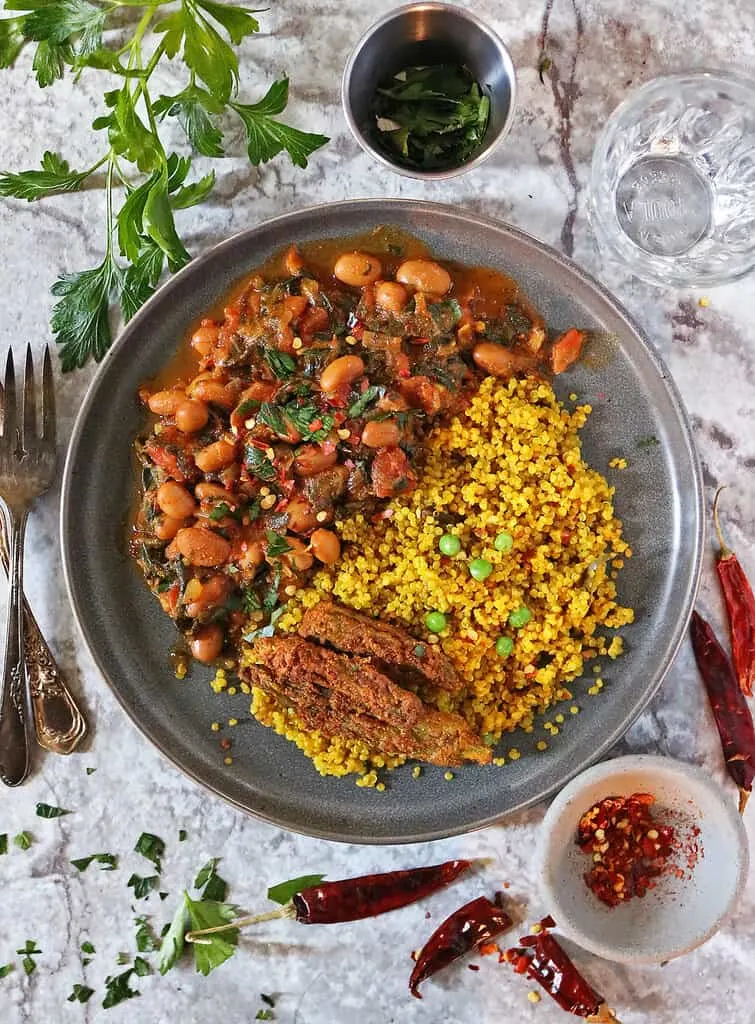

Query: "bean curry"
<box><xmin>132</xmin><ymin>228</ymin><xmax>585</xmax><ymax>666</ymax></box>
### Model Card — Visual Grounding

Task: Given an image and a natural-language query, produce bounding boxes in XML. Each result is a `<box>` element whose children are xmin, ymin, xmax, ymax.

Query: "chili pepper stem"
<box><xmin>739</xmin><ymin>788</ymin><xmax>750</xmax><ymax>815</ymax></box>
<box><xmin>185</xmin><ymin>903</ymin><xmax>297</xmax><ymax>943</ymax></box>
<box><xmin>713</xmin><ymin>487</ymin><xmax>732</xmax><ymax>559</ymax></box>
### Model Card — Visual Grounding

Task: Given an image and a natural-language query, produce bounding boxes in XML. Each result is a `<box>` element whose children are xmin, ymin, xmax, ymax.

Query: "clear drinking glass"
<box><xmin>589</xmin><ymin>70</ymin><xmax>755</xmax><ymax>287</ymax></box>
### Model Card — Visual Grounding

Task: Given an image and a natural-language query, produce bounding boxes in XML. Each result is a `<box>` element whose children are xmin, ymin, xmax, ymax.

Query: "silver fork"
<box><xmin>0</xmin><ymin>346</ymin><xmax>57</xmax><ymax>786</ymax></box>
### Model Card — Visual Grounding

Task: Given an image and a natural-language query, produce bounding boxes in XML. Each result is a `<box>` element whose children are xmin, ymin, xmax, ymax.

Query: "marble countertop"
<box><xmin>2</xmin><ymin>0</ymin><xmax>755</xmax><ymax>1021</ymax></box>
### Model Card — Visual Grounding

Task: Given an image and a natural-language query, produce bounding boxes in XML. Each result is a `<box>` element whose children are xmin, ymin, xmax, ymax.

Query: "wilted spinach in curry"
<box><xmin>132</xmin><ymin>231</ymin><xmax>584</xmax><ymax>666</ymax></box>
<box><xmin>372</xmin><ymin>64</ymin><xmax>490</xmax><ymax>171</ymax></box>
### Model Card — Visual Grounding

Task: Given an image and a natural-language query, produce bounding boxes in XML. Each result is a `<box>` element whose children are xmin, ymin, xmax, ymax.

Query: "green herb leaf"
<box><xmin>241</xmin><ymin>586</ymin><xmax>261</xmax><ymax>614</ymax></box>
<box><xmin>0</xmin><ymin>963</ymin><xmax>11</xmax><ymax>978</ymax></box>
<box><xmin>184</xmin><ymin>897</ymin><xmax>239</xmax><ymax>976</ymax></box>
<box><xmin>13</xmin><ymin>831</ymin><xmax>33</xmax><ymax>850</ymax></box>
<box><xmin>67</xmin><ymin>983</ymin><xmax>94</xmax><ymax>1003</ymax></box>
<box><xmin>51</xmin><ymin>256</ymin><xmax>120</xmax><ymax>371</ymax></box>
<box><xmin>116</xmin><ymin>952</ymin><xmax>131</xmax><ymax>966</ymax></box>
<box><xmin>267</xmin><ymin>873</ymin><xmax>325</xmax><ymax>906</ymax></box>
<box><xmin>347</xmin><ymin>385</ymin><xmax>381</xmax><ymax>419</ymax></box>
<box><xmin>170</xmin><ymin>169</ymin><xmax>215</xmax><ymax>210</ymax></box>
<box><xmin>31</xmin><ymin>38</ymin><xmax>72</xmax><ymax>86</ymax></box>
<box><xmin>209</xmin><ymin>501</ymin><xmax>232</xmax><ymax>521</ymax></box>
<box><xmin>120</xmin><ymin>240</ymin><xmax>165</xmax><ymax>322</ymax></box>
<box><xmin>0</xmin><ymin>150</ymin><xmax>93</xmax><ymax>201</ymax></box>
<box><xmin>232</xmin><ymin>79</ymin><xmax>329</xmax><ymax>168</ymax></box>
<box><xmin>178</xmin><ymin>829</ymin><xmax>187</xmax><ymax>842</ymax></box>
<box><xmin>158</xmin><ymin>894</ymin><xmax>189</xmax><ymax>975</ymax></box>
<box><xmin>127</xmin><ymin>873</ymin><xmax>160</xmax><ymax>900</ymax></box>
<box><xmin>134</xmin><ymin>916</ymin><xmax>159</xmax><ymax>953</ymax></box>
<box><xmin>71</xmin><ymin>852</ymin><xmax>118</xmax><ymax>872</ymax></box>
<box><xmin>16</xmin><ymin>940</ymin><xmax>41</xmax><ymax>976</ymax></box>
<box><xmin>244</xmin><ymin>445</ymin><xmax>277</xmax><ymax>483</ymax></box>
<box><xmin>81</xmin><ymin>941</ymin><xmax>95</xmax><ymax>955</ymax></box>
<box><xmin>193</xmin><ymin>857</ymin><xmax>228</xmax><ymax>902</ymax></box>
<box><xmin>36</xmin><ymin>802</ymin><xmax>72</xmax><ymax>818</ymax></box>
<box><xmin>102</xmin><ymin>968</ymin><xmax>140</xmax><ymax>1009</ymax></box>
<box><xmin>8</xmin><ymin>0</ymin><xmax>105</xmax><ymax>56</ymax></box>
<box><xmin>264</xmin><ymin>348</ymin><xmax>297</xmax><ymax>380</ymax></box>
<box><xmin>0</xmin><ymin>834</ymin><xmax>7</xmax><ymax>855</ymax></box>
<box><xmin>86</xmin><ymin>767</ymin><xmax>96</xmax><ymax>775</ymax></box>
<box><xmin>197</xmin><ymin>0</ymin><xmax>260</xmax><ymax>45</ymax></box>
<box><xmin>134</xmin><ymin>832</ymin><xmax>165</xmax><ymax>872</ymax></box>
<box><xmin>265</xmin><ymin>530</ymin><xmax>292</xmax><ymax>559</ymax></box>
<box><xmin>153</xmin><ymin>84</ymin><xmax>225</xmax><ymax>157</ymax></box>
<box><xmin>256</xmin><ymin>1011</ymin><xmax>274</xmax><ymax>1021</ymax></box>
<box><xmin>0</xmin><ymin>17</ymin><xmax>26</xmax><ymax>68</ymax></box>
<box><xmin>133</xmin><ymin>956</ymin><xmax>150</xmax><ymax>978</ymax></box>
<box><xmin>261</xmin><ymin>993</ymin><xmax>276</xmax><ymax>1007</ymax></box>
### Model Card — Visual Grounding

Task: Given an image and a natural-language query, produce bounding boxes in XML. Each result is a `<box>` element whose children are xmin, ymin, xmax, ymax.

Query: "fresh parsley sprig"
<box><xmin>0</xmin><ymin>0</ymin><xmax>329</xmax><ymax>371</ymax></box>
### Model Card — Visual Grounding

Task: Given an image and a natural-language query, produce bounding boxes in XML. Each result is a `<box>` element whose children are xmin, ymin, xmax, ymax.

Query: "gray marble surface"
<box><xmin>1</xmin><ymin>0</ymin><xmax>755</xmax><ymax>1021</ymax></box>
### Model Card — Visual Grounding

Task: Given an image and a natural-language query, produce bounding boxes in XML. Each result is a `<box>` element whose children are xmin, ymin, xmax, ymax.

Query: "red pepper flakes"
<box><xmin>576</xmin><ymin>793</ymin><xmax>679</xmax><ymax>907</ymax></box>
<box><xmin>219</xmin><ymin>737</ymin><xmax>232</xmax><ymax>752</ymax></box>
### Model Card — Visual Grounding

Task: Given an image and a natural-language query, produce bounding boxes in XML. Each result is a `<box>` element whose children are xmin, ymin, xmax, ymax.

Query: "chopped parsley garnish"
<box><xmin>17</xmin><ymin>941</ymin><xmax>41</xmax><ymax>976</ymax></box>
<box><xmin>209</xmin><ymin>501</ymin><xmax>233</xmax><ymax>521</ymax></box>
<box><xmin>102</xmin><ymin>968</ymin><xmax>140</xmax><ymax>1008</ymax></box>
<box><xmin>134</xmin><ymin>956</ymin><xmax>150</xmax><ymax>977</ymax></box>
<box><xmin>134</xmin><ymin>832</ymin><xmax>165</xmax><ymax>872</ymax></box>
<box><xmin>265</xmin><ymin>530</ymin><xmax>292</xmax><ymax>559</ymax></box>
<box><xmin>86</xmin><ymin>767</ymin><xmax>96</xmax><ymax>775</ymax></box>
<box><xmin>127</xmin><ymin>873</ymin><xmax>159</xmax><ymax>900</ymax></box>
<box><xmin>13</xmin><ymin>831</ymin><xmax>33</xmax><ymax>850</ymax></box>
<box><xmin>241</xmin><ymin>587</ymin><xmax>262</xmax><ymax>614</ymax></box>
<box><xmin>135</xmin><ymin>916</ymin><xmax>159</xmax><ymax>953</ymax></box>
<box><xmin>259</xmin><ymin>400</ymin><xmax>333</xmax><ymax>442</ymax></box>
<box><xmin>178</xmin><ymin>829</ymin><xmax>188</xmax><ymax>842</ymax></box>
<box><xmin>35</xmin><ymin>802</ymin><xmax>72</xmax><ymax>818</ymax></box>
<box><xmin>256</xmin><ymin>1011</ymin><xmax>274</xmax><ymax>1021</ymax></box>
<box><xmin>194</xmin><ymin>858</ymin><xmax>228</xmax><ymax>902</ymax></box>
<box><xmin>261</xmin><ymin>993</ymin><xmax>276</xmax><ymax>1007</ymax></box>
<box><xmin>81</xmin><ymin>941</ymin><xmax>96</xmax><ymax>955</ymax></box>
<box><xmin>245</xmin><ymin>444</ymin><xmax>278</xmax><ymax>482</ymax></box>
<box><xmin>71</xmin><ymin>852</ymin><xmax>118</xmax><ymax>872</ymax></box>
<box><xmin>0</xmin><ymin>834</ymin><xmax>6</xmax><ymax>855</ymax></box>
<box><xmin>0</xmin><ymin>964</ymin><xmax>12</xmax><ymax>979</ymax></box>
<box><xmin>264</xmin><ymin>348</ymin><xmax>297</xmax><ymax>380</ymax></box>
<box><xmin>67</xmin><ymin>984</ymin><xmax>94</xmax><ymax>1003</ymax></box>
<box><xmin>116</xmin><ymin>952</ymin><xmax>131</xmax><ymax>965</ymax></box>
<box><xmin>347</xmin><ymin>385</ymin><xmax>381</xmax><ymax>419</ymax></box>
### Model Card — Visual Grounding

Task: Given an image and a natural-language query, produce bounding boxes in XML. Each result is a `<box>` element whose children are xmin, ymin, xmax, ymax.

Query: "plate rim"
<box><xmin>60</xmin><ymin>198</ymin><xmax>705</xmax><ymax>843</ymax></box>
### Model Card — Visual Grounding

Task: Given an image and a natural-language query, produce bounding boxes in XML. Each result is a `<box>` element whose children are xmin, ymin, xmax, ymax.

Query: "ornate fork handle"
<box><xmin>0</xmin><ymin>523</ymin><xmax>87</xmax><ymax>756</ymax></box>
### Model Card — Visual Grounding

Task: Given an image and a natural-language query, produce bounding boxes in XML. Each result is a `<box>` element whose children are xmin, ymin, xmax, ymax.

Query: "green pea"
<box><xmin>425</xmin><ymin>611</ymin><xmax>447</xmax><ymax>634</ymax></box>
<box><xmin>439</xmin><ymin>534</ymin><xmax>461</xmax><ymax>556</ymax></box>
<box><xmin>496</xmin><ymin>636</ymin><xmax>514</xmax><ymax>657</ymax></box>
<box><xmin>468</xmin><ymin>558</ymin><xmax>493</xmax><ymax>581</ymax></box>
<box><xmin>494</xmin><ymin>531</ymin><xmax>513</xmax><ymax>552</ymax></box>
<box><xmin>509</xmin><ymin>606</ymin><xmax>532</xmax><ymax>629</ymax></box>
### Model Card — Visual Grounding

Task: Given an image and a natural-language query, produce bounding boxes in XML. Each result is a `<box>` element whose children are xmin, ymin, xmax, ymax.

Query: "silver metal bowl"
<box><xmin>341</xmin><ymin>2</ymin><xmax>517</xmax><ymax>179</ymax></box>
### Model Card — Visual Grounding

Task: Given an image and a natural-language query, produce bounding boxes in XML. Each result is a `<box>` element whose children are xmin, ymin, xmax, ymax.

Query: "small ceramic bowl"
<box><xmin>538</xmin><ymin>755</ymin><xmax>749</xmax><ymax>964</ymax></box>
<box><xmin>341</xmin><ymin>2</ymin><xmax>517</xmax><ymax>179</ymax></box>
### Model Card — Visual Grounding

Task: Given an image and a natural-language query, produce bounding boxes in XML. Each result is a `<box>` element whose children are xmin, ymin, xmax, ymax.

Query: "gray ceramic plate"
<box><xmin>61</xmin><ymin>200</ymin><xmax>704</xmax><ymax>844</ymax></box>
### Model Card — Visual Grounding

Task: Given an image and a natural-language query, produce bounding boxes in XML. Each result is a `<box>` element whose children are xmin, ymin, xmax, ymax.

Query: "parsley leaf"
<box><xmin>0</xmin><ymin>17</ymin><xmax>26</xmax><ymax>68</ymax></box>
<box><xmin>135</xmin><ymin>916</ymin><xmax>159</xmax><ymax>953</ymax></box>
<box><xmin>67</xmin><ymin>983</ymin><xmax>94</xmax><ymax>1004</ymax></box>
<box><xmin>71</xmin><ymin>852</ymin><xmax>118</xmax><ymax>872</ymax></box>
<box><xmin>158</xmin><ymin>894</ymin><xmax>189</xmax><ymax>975</ymax></box>
<box><xmin>50</xmin><ymin>256</ymin><xmax>121</xmax><ymax>371</ymax></box>
<box><xmin>0</xmin><ymin>963</ymin><xmax>12</xmax><ymax>979</ymax></box>
<box><xmin>13</xmin><ymin>831</ymin><xmax>33</xmax><ymax>850</ymax></box>
<box><xmin>128</xmin><ymin>873</ymin><xmax>160</xmax><ymax>900</ymax></box>
<box><xmin>153</xmin><ymin>84</ymin><xmax>225</xmax><ymax>157</ymax></box>
<box><xmin>16</xmin><ymin>940</ymin><xmax>41</xmax><ymax>976</ymax></box>
<box><xmin>134</xmin><ymin>832</ymin><xmax>165</xmax><ymax>873</ymax></box>
<box><xmin>133</xmin><ymin>956</ymin><xmax>150</xmax><ymax>977</ymax></box>
<box><xmin>348</xmin><ymin>385</ymin><xmax>381</xmax><ymax>419</ymax></box>
<box><xmin>0</xmin><ymin>834</ymin><xmax>6</xmax><ymax>855</ymax></box>
<box><xmin>232</xmin><ymin>79</ymin><xmax>330</xmax><ymax>168</ymax></box>
<box><xmin>8</xmin><ymin>0</ymin><xmax>105</xmax><ymax>57</ymax></box>
<box><xmin>86</xmin><ymin>767</ymin><xmax>96</xmax><ymax>775</ymax></box>
<box><xmin>178</xmin><ymin>829</ymin><xmax>188</xmax><ymax>842</ymax></box>
<box><xmin>264</xmin><ymin>348</ymin><xmax>296</xmax><ymax>380</ymax></box>
<box><xmin>185</xmin><ymin>897</ymin><xmax>239</xmax><ymax>975</ymax></box>
<box><xmin>81</xmin><ymin>941</ymin><xmax>95</xmax><ymax>955</ymax></box>
<box><xmin>36</xmin><ymin>802</ymin><xmax>72</xmax><ymax>818</ymax></box>
<box><xmin>102</xmin><ymin>968</ymin><xmax>140</xmax><ymax>1009</ymax></box>
<box><xmin>265</xmin><ymin>530</ymin><xmax>292</xmax><ymax>559</ymax></box>
<box><xmin>244</xmin><ymin>445</ymin><xmax>277</xmax><ymax>483</ymax></box>
<box><xmin>193</xmin><ymin>857</ymin><xmax>228</xmax><ymax>902</ymax></box>
<box><xmin>267</xmin><ymin>873</ymin><xmax>326</xmax><ymax>906</ymax></box>
<box><xmin>0</xmin><ymin>151</ymin><xmax>95</xmax><ymax>201</ymax></box>
<box><xmin>256</xmin><ymin>1012</ymin><xmax>274</xmax><ymax>1021</ymax></box>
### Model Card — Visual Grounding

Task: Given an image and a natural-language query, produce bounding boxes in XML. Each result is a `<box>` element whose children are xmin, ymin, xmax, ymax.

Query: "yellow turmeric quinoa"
<box><xmin>242</xmin><ymin>376</ymin><xmax>634</xmax><ymax>782</ymax></box>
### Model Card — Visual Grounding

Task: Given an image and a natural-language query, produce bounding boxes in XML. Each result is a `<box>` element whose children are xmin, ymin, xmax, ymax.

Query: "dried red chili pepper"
<box><xmin>505</xmin><ymin>919</ymin><xmax>620</xmax><ymax>1021</ymax></box>
<box><xmin>409</xmin><ymin>893</ymin><xmax>513</xmax><ymax>998</ymax></box>
<box><xmin>713</xmin><ymin>488</ymin><xmax>755</xmax><ymax>697</ymax></box>
<box><xmin>185</xmin><ymin>860</ymin><xmax>471</xmax><ymax>942</ymax></box>
<box><xmin>690</xmin><ymin>610</ymin><xmax>755</xmax><ymax>813</ymax></box>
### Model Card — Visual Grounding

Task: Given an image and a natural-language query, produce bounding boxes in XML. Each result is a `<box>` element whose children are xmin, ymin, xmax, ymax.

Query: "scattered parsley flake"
<box><xmin>35</xmin><ymin>802</ymin><xmax>72</xmax><ymax>818</ymax></box>
<box><xmin>16</xmin><ymin>940</ymin><xmax>41</xmax><ymax>976</ymax></box>
<box><xmin>261</xmin><ymin>993</ymin><xmax>276</xmax><ymax>1007</ymax></box>
<box><xmin>81</xmin><ymin>941</ymin><xmax>95</xmax><ymax>955</ymax></box>
<box><xmin>13</xmin><ymin>831</ymin><xmax>33</xmax><ymax>850</ymax></box>
<box><xmin>67</xmin><ymin>983</ymin><xmax>94</xmax><ymax>1003</ymax></box>
<box><xmin>127</xmin><ymin>873</ymin><xmax>160</xmax><ymax>900</ymax></box>
<box><xmin>256</xmin><ymin>1011</ymin><xmax>274</xmax><ymax>1021</ymax></box>
<box><xmin>193</xmin><ymin>857</ymin><xmax>228</xmax><ymax>902</ymax></box>
<box><xmin>133</xmin><ymin>956</ymin><xmax>150</xmax><ymax>978</ymax></box>
<box><xmin>86</xmin><ymin>767</ymin><xmax>96</xmax><ymax>775</ymax></box>
<box><xmin>71</xmin><ymin>852</ymin><xmax>118</xmax><ymax>872</ymax></box>
<box><xmin>102</xmin><ymin>968</ymin><xmax>140</xmax><ymax>1009</ymax></box>
<box><xmin>135</xmin><ymin>916</ymin><xmax>159</xmax><ymax>953</ymax></box>
<box><xmin>0</xmin><ymin>834</ymin><xmax>6</xmax><ymax>855</ymax></box>
<box><xmin>134</xmin><ymin>832</ymin><xmax>165</xmax><ymax>872</ymax></box>
<box><xmin>0</xmin><ymin>964</ymin><xmax>12</xmax><ymax>979</ymax></box>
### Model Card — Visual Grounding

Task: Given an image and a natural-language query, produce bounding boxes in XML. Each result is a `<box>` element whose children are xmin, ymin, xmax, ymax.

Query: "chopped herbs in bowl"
<box><xmin>372</xmin><ymin>64</ymin><xmax>490</xmax><ymax>172</ymax></box>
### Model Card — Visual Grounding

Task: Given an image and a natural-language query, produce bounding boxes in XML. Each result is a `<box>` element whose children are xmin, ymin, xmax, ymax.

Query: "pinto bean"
<box><xmin>319</xmin><ymin>355</ymin><xmax>365</xmax><ymax>394</ymax></box>
<box><xmin>194</xmin><ymin>439</ymin><xmax>236</xmax><ymax>473</ymax></box>
<box><xmin>396</xmin><ymin>259</ymin><xmax>451</xmax><ymax>295</ymax></box>
<box><xmin>194</xmin><ymin>482</ymin><xmax>236</xmax><ymax>502</ymax></box>
<box><xmin>293</xmin><ymin>444</ymin><xmax>339</xmax><ymax>476</ymax></box>
<box><xmin>374</xmin><ymin>280</ymin><xmax>408</xmax><ymax>314</ymax></box>
<box><xmin>281</xmin><ymin>536</ymin><xmax>314</xmax><ymax>572</ymax></box>
<box><xmin>309</xmin><ymin>528</ymin><xmax>341</xmax><ymax>565</ymax></box>
<box><xmin>187</xmin><ymin>374</ymin><xmax>237</xmax><ymax>410</ymax></box>
<box><xmin>190</xmin><ymin>623</ymin><xmax>225</xmax><ymax>663</ymax></box>
<box><xmin>472</xmin><ymin>341</ymin><xmax>537</xmax><ymax>378</ymax></box>
<box><xmin>175</xmin><ymin>526</ymin><xmax>231</xmax><ymax>567</ymax></box>
<box><xmin>285</xmin><ymin>496</ymin><xmax>318</xmax><ymax>534</ymax></box>
<box><xmin>334</xmin><ymin>251</ymin><xmax>382</xmax><ymax>287</ymax></box>
<box><xmin>148</xmin><ymin>389</ymin><xmax>186</xmax><ymax>416</ymax></box>
<box><xmin>184</xmin><ymin>574</ymin><xmax>232</xmax><ymax>618</ymax></box>
<box><xmin>191</xmin><ymin>325</ymin><xmax>219</xmax><ymax>356</ymax></box>
<box><xmin>156</xmin><ymin>481</ymin><xmax>197</xmax><ymax>519</ymax></box>
<box><xmin>154</xmin><ymin>515</ymin><xmax>185</xmax><ymax>541</ymax></box>
<box><xmin>175</xmin><ymin>399</ymin><xmax>209</xmax><ymax>433</ymax></box>
<box><xmin>361</xmin><ymin>419</ymin><xmax>400</xmax><ymax>448</ymax></box>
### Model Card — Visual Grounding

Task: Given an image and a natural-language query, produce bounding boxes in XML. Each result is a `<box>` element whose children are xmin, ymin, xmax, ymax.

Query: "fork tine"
<box><xmin>23</xmin><ymin>344</ymin><xmax>36</xmax><ymax>445</ymax></box>
<box><xmin>42</xmin><ymin>346</ymin><xmax>55</xmax><ymax>443</ymax></box>
<box><xmin>3</xmin><ymin>351</ymin><xmax>16</xmax><ymax>441</ymax></box>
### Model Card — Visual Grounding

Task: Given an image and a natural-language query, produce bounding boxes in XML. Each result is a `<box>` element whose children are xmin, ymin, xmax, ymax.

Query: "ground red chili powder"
<box><xmin>575</xmin><ymin>793</ymin><xmax>677</xmax><ymax>907</ymax></box>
